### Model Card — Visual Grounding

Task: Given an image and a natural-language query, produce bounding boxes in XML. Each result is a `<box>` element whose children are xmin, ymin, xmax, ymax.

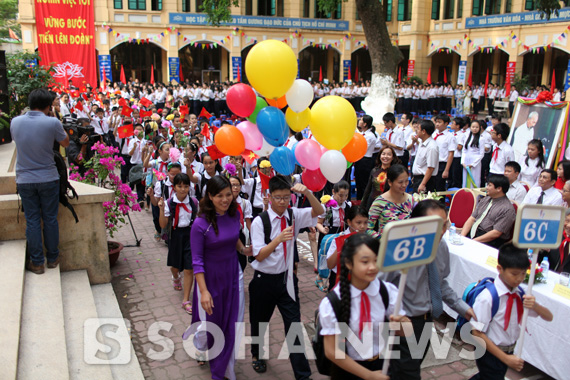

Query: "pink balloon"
<box><xmin>295</xmin><ymin>139</ymin><xmax>322</xmax><ymax>170</ymax></box>
<box><xmin>320</xmin><ymin>145</ymin><xmax>328</xmax><ymax>155</ymax></box>
<box><xmin>227</xmin><ymin>84</ymin><xmax>257</xmax><ymax>117</ymax></box>
<box><xmin>236</xmin><ymin>121</ymin><xmax>263</xmax><ymax>151</ymax></box>
<box><xmin>302</xmin><ymin>168</ymin><xmax>327</xmax><ymax>192</ymax></box>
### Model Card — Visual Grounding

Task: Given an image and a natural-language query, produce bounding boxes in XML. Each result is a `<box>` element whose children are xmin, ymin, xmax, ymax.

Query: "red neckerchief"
<box><xmin>359</xmin><ymin>292</ymin><xmax>371</xmax><ymax>339</ymax></box>
<box><xmin>159</xmin><ymin>161</ymin><xmax>168</xmax><ymax>173</ymax></box>
<box><xmin>504</xmin><ymin>292</ymin><xmax>523</xmax><ymax>331</ymax></box>
<box><xmin>434</xmin><ymin>132</ymin><xmax>443</xmax><ymax>140</ymax></box>
<box><xmin>492</xmin><ymin>146</ymin><xmax>500</xmax><ymax>162</ymax></box>
<box><xmin>277</xmin><ymin>215</ymin><xmax>287</xmax><ymax>261</ymax></box>
<box><xmin>173</xmin><ymin>202</ymin><xmax>190</xmax><ymax>229</ymax></box>
<box><xmin>237</xmin><ymin>202</ymin><xmax>244</xmax><ymax>229</ymax></box>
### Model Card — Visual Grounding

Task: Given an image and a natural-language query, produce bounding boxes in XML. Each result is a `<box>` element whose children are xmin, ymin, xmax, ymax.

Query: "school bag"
<box><xmin>54</xmin><ymin>149</ymin><xmax>79</xmax><ymax>223</ymax></box>
<box><xmin>317</xmin><ymin>232</ymin><xmax>342</xmax><ymax>279</ymax></box>
<box><xmin>456</xmin><ymin>277</ymin><xmax>525</xmax><ymax>332</ymax></box>
<box><xmin>161</xmin><ymin>195</ymin><xmax>198</xmax><ymax>241</ymax></box>
<box><xmin>312</xmin><ymin>281</ymin><xmax>390</xmax><ymax>376</ymax></box>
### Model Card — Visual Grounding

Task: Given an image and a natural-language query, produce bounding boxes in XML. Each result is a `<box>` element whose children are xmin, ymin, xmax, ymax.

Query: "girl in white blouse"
<box><xmin>318</xmin><ymin>234</ymin><xmax>408</xmax><ymax>380</ymax></box>
<box><xmin>519</xmin><ymin>139</ymin><xmax>545</xmax><ymax>188</ymax></box>
<box><xmin>461</xmin><ymin>120</ymin><xmax>486</xmax><ymax>188</ymax></box>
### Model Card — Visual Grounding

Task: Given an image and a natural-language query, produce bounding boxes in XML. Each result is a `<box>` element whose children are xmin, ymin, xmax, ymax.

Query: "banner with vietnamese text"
<box><xmin>35</xmin><ymin>0</ymin><xmax>96</xmax><ymax>88</ymax></box>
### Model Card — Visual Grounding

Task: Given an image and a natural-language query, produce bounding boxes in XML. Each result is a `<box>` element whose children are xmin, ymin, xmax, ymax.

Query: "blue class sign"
<box><xmin>466</xmin><ymin>8</ymin><xmax>570</xmax><ymax>29</ymax></box>
<box><xmin>169</xmin><ymin>13</ymin><xmax>349</xmax><ymax>31</ymax></box>
<box><xmin>514</xmin><ymin>205</ymin><xmax>565</xmax><ymax>248</ymax></box>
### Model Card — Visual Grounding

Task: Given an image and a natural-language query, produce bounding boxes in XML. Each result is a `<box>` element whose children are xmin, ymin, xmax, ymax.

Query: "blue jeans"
<box><xmin>17</xmin><ymin>180</ymin><xmax>60</xmax><ymax>265</ymax></box>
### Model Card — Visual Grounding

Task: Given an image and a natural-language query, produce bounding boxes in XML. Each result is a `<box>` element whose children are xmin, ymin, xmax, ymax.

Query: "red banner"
<box><xmin>506</xmin><ymin>61</ymin><xmax>516</xmax><ymax>83</ymax></box>
<box><xmin>35</xmin><ymin>0</ymin><xmax>96</xmax><ymax>88</ymax></box>
<box><xmin>407</xmin><ymin>60</ymin><xmax>415</xmax><ymax>78</ymax></box>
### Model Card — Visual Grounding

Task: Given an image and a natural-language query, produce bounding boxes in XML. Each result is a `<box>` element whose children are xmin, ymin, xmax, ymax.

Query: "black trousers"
<box><xmin>474</xmin><ymin>227</ymin><xmax>508</xmax><ymax>249</ymax></box>
<box><xmin>450</xmin><ymin>157</ymin><xmax>463</xmax><ymax>188</ymax></box>
<box><xmin>412</xmin><ymin>174</ymin><xmax>436</xmax><ymax>193</ymax></box>
<box><xmin>354</xmin><ymin>157</ymin><xmax>375</xmax><ymax>200</ymax></box>
<box><xmin>434</xmin><ymin>161</ymin><xmax>448</xmax><ymax>192</ymax></box>
<box><xmin>401</xmin><ymin>150</ymin><xmax>410</xmax><ymax>169</ymax></box>
<box><xmin>486</xmin><ymin>98</ymin><xmax>494</xmax><ymax>115</ymax></box>
<box><xmin>481</xmin><ymin>152</ymin><xmax>492</xmax><ymax>185</ymax></box>
<box><xmin>469</xmin><ymin>350</ymin><xmax>509</xmax><ymax>380</ymax></box>
<box><xmin>509</xmin><ymin>101</ymin><xmax>515</xmax><ymax>116</ymax></box>
<box><xmin>120</xmin><ymin>155</ymin><xmax>132</xmax><ymax>184</ymax></box>
<box><xmin>388</xmin><ymin>314</ymin><xmax>433</xmax><ymax>380</ymax></box>
<box><xmin>249</xmin><ymin>271</ymin><xmax>312</xmax><ymax>380</ymax></box>
<box><xmin>331</xmin><ymin>357</ymin><xmax>384</xmax><ymax>380</ymax></box>
<box><xmin>151</xmin><ymin>204</ymin><xmax>161</xmax><ymax>234</ymax></box>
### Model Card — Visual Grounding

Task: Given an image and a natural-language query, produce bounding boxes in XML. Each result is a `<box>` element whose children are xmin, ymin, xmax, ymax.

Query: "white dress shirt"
<box><xmin>412</xmin><ymin>137</ymin><xmax>439</xmax><ymax>176</ymax></box>
<box><xmin>519</xmin><ymin>157</ymin><xmax>543</xmax><ymax>187</ymax></box>
<box><xmin>163</xmin><ymin>195</ymin><xmax>194</xmax><ymax>228</ymax></box>
<box><xmin>506</xmin><ymin>180</ymin><xmax>527</xmax><ymax>203</ymax></box>
<box><xmin>386</xmin><ymin>127</ymin><xmax>405</xmax><ymax>157</ymax></box>
<box><xmin>522</xmin><ymin>185</ymin><xmax>563</xmax><ymax>206</ymax></box>
<box><xmin>363</xmin><ymin>129</ymin><xmax>378</xmax><ymax>158</ymax></box>
<box><xmin>432</xmin><ymin>130</ymin><xmax>455</xmax><ymax>162</ymax></box>
<box><xmin>489</xmin><ymin>141</ymin><xmax>515</xmax><ymax>175</ymax></box>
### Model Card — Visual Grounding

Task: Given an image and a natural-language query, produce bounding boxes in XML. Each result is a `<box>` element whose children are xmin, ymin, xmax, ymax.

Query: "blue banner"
<box><xmin>98</xmin><ymin>55</ymin><xmax>112</xmax><ymax>83</ymax></box>
<box><xmin>466</xmin><ymin>8</ymin><xmax>570</xmax><ymax>28</ymax></box>
<box><xmin>343</xmin><ymin>60</ymin><xmax>351</xmax><ymax>81</ymax></box>
<box><xmin>565</xmin><ymin>60</ymin><xmax>570</xmax><ymax>92</ymax></box>
<box><xmin>169</xmin><ymin>57</ymin><xmax>180</xmax><ymax>83</ymax></box>
<box><xmin>170</xmin><ymin>13</ymin><xmax>349</xmax><ymax>31</ymax></box>
<box><xmin>232</xmin><ymin>56</ymin><xmax>242</xmax><ymax>82</ymax></box>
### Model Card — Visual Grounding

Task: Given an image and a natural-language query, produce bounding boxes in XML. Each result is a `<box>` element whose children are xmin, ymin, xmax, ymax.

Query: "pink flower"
<box><xmin>224</xmin><ymin>163</ymin><xmax>237</xmax><ymax>176</ymax></box>
<box><xmin>326</xmin><ymin>199</ymin><xmax>339</xmax><ymax>208</ymax></box>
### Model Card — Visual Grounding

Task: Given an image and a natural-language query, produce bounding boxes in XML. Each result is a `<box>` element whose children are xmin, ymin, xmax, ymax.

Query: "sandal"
<box><xmin>252</xmin><ymin>358</ymin><xmax>267</xmax><ymax>373</ymax></box>
<box><xmin>196</xmin><ymin>351</ymin><xmax>207</xmax><ymax>366</ymax></box>
<box><xmin>182</xmin><ymin>301</ymin><xmax>192</xmax><ymax>314</ymax></box>
<box><xmin>315</xmin><ymin>276</ymin><xmax>327</xmax><ymax>293</ymax></box>
<box><xmin>172</xmin><ymin>274</ymin><xmax>182</xmax><ymax>291</ymax></box>
<box><xmin>154</xmin><ymin>233</ymin><xmax>161</xmax><ymax>242</ymax></box>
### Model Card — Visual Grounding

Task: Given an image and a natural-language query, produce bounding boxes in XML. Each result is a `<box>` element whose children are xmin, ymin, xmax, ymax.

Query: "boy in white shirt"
<box><xmin>489</xmin><ymin>123</ymin><xmax>515</xmax><ymax>176</ymax></box>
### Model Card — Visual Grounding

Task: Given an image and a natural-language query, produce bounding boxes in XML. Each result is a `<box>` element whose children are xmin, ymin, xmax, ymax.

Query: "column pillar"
<box><xmin>542</xmin><ymin>49</ymin><xmax>553</xmax><ymax>85</ymax></box>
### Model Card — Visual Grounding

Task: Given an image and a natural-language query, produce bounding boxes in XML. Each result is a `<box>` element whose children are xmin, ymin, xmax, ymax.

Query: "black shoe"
<box><xmin>27</xmin><ymin>261</ymin><xmax>45</xmax><ymax>274</ymax></box>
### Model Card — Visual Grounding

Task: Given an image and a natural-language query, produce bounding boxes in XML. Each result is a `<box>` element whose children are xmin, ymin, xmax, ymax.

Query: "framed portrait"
<box><xmin>506</xmin><ymin>101</ymin><xmax>569</xmax><ymax>168</ymax></box>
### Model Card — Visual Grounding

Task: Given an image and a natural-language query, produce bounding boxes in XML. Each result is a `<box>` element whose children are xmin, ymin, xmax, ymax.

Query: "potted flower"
<box><xmin>70</xmin><ymin>141</ymin><xmax>141</xmax><ymax>266</ymax></box>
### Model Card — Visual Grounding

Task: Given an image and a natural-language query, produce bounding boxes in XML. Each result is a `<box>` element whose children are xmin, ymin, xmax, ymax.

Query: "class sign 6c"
<box><xmin>513</xmin><ymin>205</ymin><xmax>565</xmax><ymax>249</ymax></box>
<box><xmin>377</xmin><ymin>216</ymin><xmax>443</xmax><ymax>272</ymax></box>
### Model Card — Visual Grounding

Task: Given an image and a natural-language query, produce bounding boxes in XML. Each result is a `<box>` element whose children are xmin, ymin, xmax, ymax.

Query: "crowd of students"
<box><xmin>42</xmin><ymin>79</ymin><xmax>565</xmax><ymax>380</ymax></box>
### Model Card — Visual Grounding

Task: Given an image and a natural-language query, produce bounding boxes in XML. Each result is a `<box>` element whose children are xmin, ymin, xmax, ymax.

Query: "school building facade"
<box><xmin>17</xmin><ymin>0</ymin><xmax>570</xmax><ymax>88</ymax></box>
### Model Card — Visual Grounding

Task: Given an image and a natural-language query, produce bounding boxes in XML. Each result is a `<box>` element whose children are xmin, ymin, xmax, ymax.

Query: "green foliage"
<box><xmin>535</xmin><ymin>0</ymin><xmax>564</xmax><ymax>20</ymax></box>
<box><xmin>316</xmin><ymin>0</ymin><xmax>344</xmax><ymax>14</ymax></box>
<box><xmin>408</xmin><ymin>76</ymin><xmax>424</xmax><ymax>85</ymax></box>
<box><xmin>6</xmin><ymin>51</ymin><xmax>55</xmax><ymax>117</ymax></box>
<box><xmin>512</xmin><ymin>74</ymin><xmax>531</xmax><ymax>93</ymax></box>
<box><xmin>201</xmin><ymin>0</ymin><xmax>240</xmax><ymax>26</ymax></box>
<box><xmin>0</xmin><ymin>0</ymin><xmax>20</xmax><ymax>40</ymax></box>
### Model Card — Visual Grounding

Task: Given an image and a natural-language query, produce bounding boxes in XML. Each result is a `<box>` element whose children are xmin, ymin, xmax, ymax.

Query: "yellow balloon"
<box><xmin>310</xmin><ymin>96</ymin><xmax>357</xmax><ymax>150</ymax></box>
<box><xmin>286</xmin><ymin>107</ymin><xmax>311</xmax><ymax>132</ymax></box>
<box><xmin>245</xmin><ymin>40</ymin><xmax>297</xmax><ymax>99</ymax></box>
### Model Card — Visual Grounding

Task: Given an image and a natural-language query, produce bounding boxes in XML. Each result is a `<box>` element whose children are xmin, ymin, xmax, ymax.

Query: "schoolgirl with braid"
<box><xmin>318</xmin><ymin>233</ymin><xmax>409</xmax><ymax>380</ymax></box>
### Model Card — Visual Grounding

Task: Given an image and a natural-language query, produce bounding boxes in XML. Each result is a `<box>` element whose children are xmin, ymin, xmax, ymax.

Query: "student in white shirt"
<box><xmin>380</xmin><ymin>112</ymin><xmax>405</xmax><ymax>159</ymax></box>
<box><xmin>461</xmin><ymin>120</ymin><xmax>486</xmax><ymax>188</ymax></box>
<box><xmin>480</xmin><ymin>121</ymin><xmax>494</xmax><ymax>184</ymax></box>
<box><xmin>489</xmin><ymin>123</ymin><xmax>515</xmax><ymax>176</ymax></box>
<box><xmin>354</xmin><ymin>115</ymin><xmax>378</xmax><ymax>200</ymax></box>
<box><xmin>470</xmin><ymin>244</ymin><xmax>552</xmax><ymax>380</ymax></box>
<box><xmin>319</xmin><ymin>233</ymin><xmax>407</xmax><ymax>380</ymax></box>
<box><xmin>412</xmin><ymin>120</ymin><xmax>439</xmax><ymax>193</ymax></box>
<box><xmin>432</xmin><ymin>114</ymin><xmax>455</xmax><ymax>191</ymax></box>
<box><xmin>504</xmin><ymin>161</ymin><xmax>527</xmax><ymax>203</ymax></box>
<box><xmin>519</xmin><ymin>139</ymin><xmax>545</xmax><ymax>188</ymax></box>
<box><xmin>449</xmin><ymin>117</ymin><xmax>466</xmax><ymax>188</ymax></box>
<box><xmin>522</xmin><ymin>169</ymin><xmax>564</xmax><ymax>206</ymax></box>
<box><xmin>508</xmin><ymin>85</ymin><xmax>519</xmax><ymax>116</ymax></box>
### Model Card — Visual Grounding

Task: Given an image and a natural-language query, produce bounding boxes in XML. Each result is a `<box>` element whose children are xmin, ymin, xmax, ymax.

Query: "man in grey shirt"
<box><xmin>380</xmin><ymin>200</ymin><xmax>476</xmax><ymax>380</ymax></box>
<box><xmin>11</xmin><ymin>88</ymin><xmax>70</xmax><ymax>274</ymax></box>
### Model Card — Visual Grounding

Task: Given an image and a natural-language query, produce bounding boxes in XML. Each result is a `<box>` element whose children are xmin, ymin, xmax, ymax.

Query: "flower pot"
<box><xmin>108</xmin><ymin>241</ymin><xmax>124</xmax><ymax>267</ymax></box>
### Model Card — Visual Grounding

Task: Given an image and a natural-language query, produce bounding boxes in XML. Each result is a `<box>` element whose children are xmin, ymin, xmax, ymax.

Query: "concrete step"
<box><xmin>91</xmin><ymin>283</ymin><xmax>145</xmax><ymax>380</ymax></box>
<box><xmin>0</xmin><ymin>240</ymin><xmax>26</xmax><ymax>380</ymax></box>
<box><xmin>17</xmin><ymin>266</ymin><xmax>70</xmax><ymax>380</ymax></box>
<box><xmin>61</xmin><ymin>270</ymin><xmax>114</xmax><ymax>380</ymax></box>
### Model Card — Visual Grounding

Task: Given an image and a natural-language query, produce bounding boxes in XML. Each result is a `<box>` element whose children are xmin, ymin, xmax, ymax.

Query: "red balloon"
<box><xmin>302</xmin><ymin>168</ymin><xmax>327</xmax><ymax>192</ymax></box>
<box><xmin>226</xmin><ymin>84</ymin><xmax>257</xmax><ymax>117</ymax></box>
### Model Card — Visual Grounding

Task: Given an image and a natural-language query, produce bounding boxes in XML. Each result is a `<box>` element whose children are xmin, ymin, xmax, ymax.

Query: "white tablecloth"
<box><xmin>443</xmin><ymin>233</ymin><xmax>570</xmax><ymax>380</ymax></box>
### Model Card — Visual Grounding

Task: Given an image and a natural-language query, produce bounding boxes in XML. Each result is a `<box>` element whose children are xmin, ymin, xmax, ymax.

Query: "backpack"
<box><xmin>456</xmin><ymin>277</ymin><xmax>525</xmax><ymax>332</ymax></box>
<box><xmin>317</xmin><ymin>233</ymin><xmax>342</xmax><ymax>279</ymax></box>
<box><xmin>312</xmin><ymin>281</ymin><xmax>390</xmax><ymax>376</ymax></box>
<box><xmin>54</xmin><ymin>150</ymin><xmax>79</xmax><ymax>223</ymax></box>
<box><xmin>161</xmin><ymin>195</ymin><xmax>198</xmax><ymax>241</ymax></box>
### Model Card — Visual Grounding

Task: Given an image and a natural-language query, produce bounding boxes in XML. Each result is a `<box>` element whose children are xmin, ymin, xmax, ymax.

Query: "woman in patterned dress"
<box><xmin>366</xmin><ymin>164</ymin><xmax>413</xmax><ymax>238</ymax></box>
<box><xmin>361</xmin><ymin>146</ymin><xmax>401</xmax><ymax>211</ymax></box>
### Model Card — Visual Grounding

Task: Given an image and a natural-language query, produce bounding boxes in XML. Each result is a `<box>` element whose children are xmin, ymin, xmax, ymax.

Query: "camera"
<box><xmin>63</xmin><ymin>116</ymin><xmax>96</xmax><ymax>143</ymax></box>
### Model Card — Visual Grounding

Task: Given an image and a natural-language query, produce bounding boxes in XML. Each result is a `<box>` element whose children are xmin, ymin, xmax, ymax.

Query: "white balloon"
<box><xmin>253</xmin><ymin>138</ymin><xmax>275</xmax><ymax>157</ymax></box>
<box><xmin>285</xmin><ymin>79</ymin><xmax>314</xmax><ymax>113</ymax></box>
<box><xmin>319</xmin><ymin>150</ymin><xmax>346</xmax><ymax>184</ymax></box>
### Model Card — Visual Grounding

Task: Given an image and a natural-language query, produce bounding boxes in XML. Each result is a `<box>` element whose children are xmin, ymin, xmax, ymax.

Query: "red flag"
<box><xmin>259</xmin><ymin>170</ymin><xmax>272</xmax><ymax>191</ymax></box>
<box><xmin>120</xmin><ymin>65</ymin><xmax>126</xmax><ymax>84</ymax></box>
<box><xmin>505</xmin><ymin>73</ymin><xmax>511</xmax><ymax>98</ymax></box>
<box><xmin>206</xmin><ymin>145</ymin><xmax>226</xmax><ymax>161</ymax></box>
<box><xmin>74</xmin><ymin>100</ymin><xmax>84</xmax><ymax>111</ymax></box>
<box><xmin>551</xmin><ymin>69</ymin><xmax>556</xmax><ymax>93</ymax></box>
<box><xmin>468</xmin><ymin>69</ymin><xmax>473</xmax><ymax>88</ymax></box>
<box><xmin>398</xmin><ymin>67</ymin><xmax>401</xmax><ymax>84</ymax></box>
<box><xmin>8</xmin><ymin>28</ymin><xmax>20</xmax><ymax>41</ymax></box>
<box><xmin>150</xmin><ymin>64</ymin><xmax>155</xmax><ymax>85</ymax></box>
<box><xmin>101</xmin><ymin>69</ymin><xmax>107</xmax><ymax>91</ymax></box>
<box><xmin>484</xmin><ymin>69</ymin><xmax>489</xmax><ymax>97</ymax></box>
<box><xmin>319</xmin><ymin>66</ymin><xmax>323</xmax><ymax>82</ymax></box>
<box><xmin>211</xmin><ymin>125</ymin><xmax>220</xmax><ymax>134</ymax></box>
<box><xmin>348</xmin><ymin>63</ymin><xmax>352</xmax><ymax>81</ymax></box>
<box><xmin>118</xmin><ymin>98</ymin><xmax>128</xmax><ymax>107</ymax></box>
<box><xmin>241</xmin><ymin>149</ymin><xmax>259</xmax><ymax>165</ymax></box>
<box><xmin>198</xmin><ymin>107</ymin><xmax>213</xmax><ymax>119</ymax></box>
<box><xmin>121</xmin><ymin>106</ymin><xmax>133</xmax><ymax>117</ymax></box>
<box><xmin>139</xmin><ymin>110</ymin><xmax>152</xmax><ymax>118</ymax></box>
<box><xmin>201</xmin><ymin>123</ymin><xmax>211</xmax><ymax>140</ymax></box>
<box><xmin>354</xmin><ymin>66</ymin><xmax>358</xmax><ymax>82</ymax></box>
<box><xmin>444</xmin><ymin>68</ymin><xmax>447</xmax><ymax>83</ymax></box>
<box><xmin>179</xmin><ymin>65</ymin><xmax>184</xmax><ymax>83</ymax></box>
<box><xmin>179</xmin><ymin>105</ymin><xmax>189</xmax><ymax>115</ymax></box>
<box><xmin>237</xmin><ymin>65</ymin><xmax>241</xmax><ymax>82</ymax></box>
<box><xmin>117</xmin><ymin>124</ymin><xmax>134</xmax><ymax>138</ymax></box>
<box><xmin>140</xmin><ymin>97</ymin><xmax>152</xmax><ymax>108</ymax></box>
<box><xmin>427</xmin><ymin>68</ymin><xmax>432</xmax><ymax>85</ymax></box>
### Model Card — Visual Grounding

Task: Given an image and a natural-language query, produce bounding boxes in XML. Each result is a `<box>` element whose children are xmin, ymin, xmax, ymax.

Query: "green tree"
<box><xmin>0</xmin><ymin>0</ymin><xmax>20</xmax><ymax>40</ymax></box>
<box><xmin>6</xmin><ymin>51</ymin><xmax>55</xmax><ymax>117</ymax></box>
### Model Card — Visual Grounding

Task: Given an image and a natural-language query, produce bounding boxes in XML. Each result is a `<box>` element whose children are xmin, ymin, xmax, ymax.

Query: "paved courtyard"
<box><xmin>111</xmin><ymin>208</ymin><xmax>554</xmax><ymax>380</ymax></box>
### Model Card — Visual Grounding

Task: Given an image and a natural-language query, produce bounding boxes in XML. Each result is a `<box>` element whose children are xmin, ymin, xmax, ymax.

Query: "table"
<box><xmin>443</xmin><ymin>232</ymin><xmax>570</xmax><ymax>380</ymax></box>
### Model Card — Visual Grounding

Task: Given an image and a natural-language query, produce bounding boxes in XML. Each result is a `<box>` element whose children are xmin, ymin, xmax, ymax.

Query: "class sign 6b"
<box><xmin>513</xmin><ymin>204</ymin><xmax>565</xmax><ymax>249</ymax></box>
<box><xmin>377</xmin><ymin>215</ymin><xmax>443</xmax><ymax>272</ymax></box>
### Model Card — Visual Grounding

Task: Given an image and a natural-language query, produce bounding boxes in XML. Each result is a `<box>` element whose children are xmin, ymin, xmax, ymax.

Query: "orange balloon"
<box><xmin>342</xmin><ymin>132</ymin><xmax>367</xmax><ymax>162</ymax></box>
<box><xmin>214</xmin><ymin>126</ymin><xmax>245</xmax><ymax>156</ymax></box>
<box><xmin>266</xmin><ymin>95</ymin><xmax>288</xmax><ymax>109</ymax></box>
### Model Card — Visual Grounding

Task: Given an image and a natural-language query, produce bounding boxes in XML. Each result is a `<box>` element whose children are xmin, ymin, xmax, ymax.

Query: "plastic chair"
<box><xmin>212</xmin><ymin>120</ymin><xmax>221</xmax><ymax>127</ymax></box>
<box><xmin>451</xmin><ymin>108</ymin><xmax>457</xmax><ymax>117</ymax></box>
<box><xmin>449</xmin><ymin>188</ymin><xmax>477</xmax><ymax>229</ymax></box>
<box><xmin>426</xmin><ymin>111</ymin><xmax>432</xmax><ymax>119</ymax></box>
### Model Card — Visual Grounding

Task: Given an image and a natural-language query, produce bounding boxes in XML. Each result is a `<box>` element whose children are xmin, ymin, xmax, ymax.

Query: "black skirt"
<box><xmin>167</xmin><ymin>226</ymin><xmax>192</xmax><ymax>271</ymax></box>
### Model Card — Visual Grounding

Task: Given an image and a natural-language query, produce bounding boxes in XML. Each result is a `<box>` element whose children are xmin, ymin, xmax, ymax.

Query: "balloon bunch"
<box><xmin>214</xmin><ymin>40</ymin><xmax>367</xmax><ymax>192</ymax></box>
